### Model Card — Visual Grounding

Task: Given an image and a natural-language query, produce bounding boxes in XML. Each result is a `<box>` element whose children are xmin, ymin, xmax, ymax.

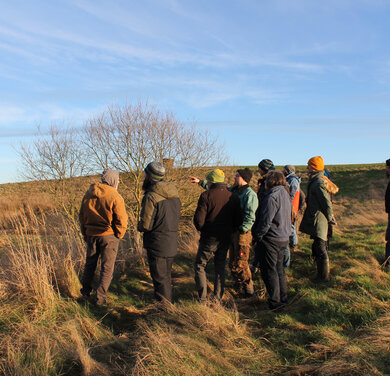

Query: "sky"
<box><xmin>0</xmin><ymin>0</ymin><xmax>390</xmax><ymax>183</ymax></box>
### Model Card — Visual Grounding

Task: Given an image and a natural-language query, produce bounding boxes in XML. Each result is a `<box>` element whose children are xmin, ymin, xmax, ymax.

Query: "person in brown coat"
<box><xmin>79</xmin><ymin>169</ymin><xmax>128</xmax><ymax>305</ymax></box>
<box><xmin>193</xmin><ymin>169</ymin><xmax>241</xmax><ymax>302</ymax></box>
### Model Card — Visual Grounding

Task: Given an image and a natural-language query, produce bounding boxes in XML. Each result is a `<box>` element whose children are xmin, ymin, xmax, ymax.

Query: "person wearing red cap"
<box><xmin>300</xmin><ymin>156</ymin><xmax>333</xmax><ymax>282</ymax></box>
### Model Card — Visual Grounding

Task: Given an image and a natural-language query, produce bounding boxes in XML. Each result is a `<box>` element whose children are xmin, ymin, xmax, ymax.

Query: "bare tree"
<box><xmin>18</xmin><ymin>123</ymin><xmax>90</xmax><ymax>226</ymax></box>
<box><xmin>82</xmin><ymin>101</ymin><xmax>227</xmax><ymax>217</ymax></box>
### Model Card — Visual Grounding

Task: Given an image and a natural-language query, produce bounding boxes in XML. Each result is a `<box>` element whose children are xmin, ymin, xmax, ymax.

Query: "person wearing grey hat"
<box><xmin>385</xmin><ymin>159</ymin><xmax>390</xmax><ymax>267</ymax></box>
<box><xmin>79</xmin><ymin>169</ymin><xmax>128</xmax><ymax>306</ymax></box>
<box><xmin>138</xmin><ymin>161</ymin><xmax>181</xmax><ymax>302</ymax></box>
<box><xmin>282</xmin><ymin>165</ymin><xmax>302</xmax><ymax>268</ymax></box>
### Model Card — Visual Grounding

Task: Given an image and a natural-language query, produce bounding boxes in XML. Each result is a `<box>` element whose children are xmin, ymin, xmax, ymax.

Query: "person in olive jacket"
<box><xmin>193</xmin><ymin>169</ymin><xmax>241</xmax><ymax>302</ymax></box>
<box><xmin>79</xmin><ymin>169</ymin><xmax>128</xmax><ymax>306</ymax></box>
<box><xmin>385</xmin><ymin>159</ymin><xmax>390</xmax><ymax>267</ymax></box>
<box><xmin>300</xmin><ymin>156</ymin><xmax>333</xmax><ymax>282</ymax></box>
<box><xmin>138</xmin><ymin>162</ymin><xmax>181</xmax><ymax>303</ymax></box>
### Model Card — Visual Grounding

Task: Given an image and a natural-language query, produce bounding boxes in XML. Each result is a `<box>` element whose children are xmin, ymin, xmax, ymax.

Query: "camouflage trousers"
<box><xmin>229</xmin><ymin>231</ymin><xmax>253</xmax><ymax>288</ymax></box>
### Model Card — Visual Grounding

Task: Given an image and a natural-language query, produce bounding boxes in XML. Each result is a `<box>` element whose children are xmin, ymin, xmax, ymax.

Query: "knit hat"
<box><xmin>308</xmin><ymin>156</ymin><xmax>325</xmax><ymax>171</ymax></box>
<box><xmin>206</xmin><ymin>169</ymin><xmax>225</xmax><ymax>184</ymax></box>
<box><xmin>237</xmin><ymin>168</ymin><xmax>253</xmax><ymax>184</ymax></box>
<box><xmin>258</xmin><ymin>159</ymin><xmax>274</xmax><ymax>172</ymax></box>
<box><xmin>386</xmin><ymin>159</ymin><xmax>390</xmax><ymax>167</ymax></box>
<box><xmin>284</xmin><ymin>165</ymin><xmax>295</xmax><ymax>175</ymax></box>
<box><xmin>144</xmin><ymin>161</ymin><xmax>165</xmax><ymax>181</ymax></box>
<box><xmin>101</xmin><ymin>169</ymin><xmax>119</xmax><ymax>188</ymax></box>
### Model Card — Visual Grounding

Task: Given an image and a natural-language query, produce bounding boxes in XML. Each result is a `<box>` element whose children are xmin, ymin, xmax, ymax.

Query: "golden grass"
<box><xmin>132</xmin><ymin>301</ymin><xmax>278</xmax><ymax>376</ymax></box>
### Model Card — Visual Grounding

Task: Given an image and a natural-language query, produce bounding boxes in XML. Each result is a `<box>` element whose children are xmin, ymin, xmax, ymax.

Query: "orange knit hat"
<box><xmin>308</xmin><ymin>156</ymin><xmax>324</xmax><ymax>171</ymax></box>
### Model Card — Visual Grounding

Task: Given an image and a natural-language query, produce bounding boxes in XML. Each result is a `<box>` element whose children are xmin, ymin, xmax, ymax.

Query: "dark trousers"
<box><xmin>147</xmin><ymin>251</ymin><xmax>174</xmax><ymax>302</ymax></box>
<box><xmin>81</xmin><ymin>234</ymin><xmax>120</xmax><ymax>303</ymax></box>
<box><xmin>257</xmin><ymin>238</ymin><xmax>288</xmax><ymax>309</ymax></box>
<box><xmin>385</xmin><ymin>214</ymin><xmax>390</xmax><ymax>265</ymax></box>
<box><xmin>194</xmin><ymin>236</ymin><xmax>230</xmax><ymax>302</ymax></box>
<box><xmin>312</xmin><ymin>237</ymin><xmax>329</xmax><ymax>261</ymax></box>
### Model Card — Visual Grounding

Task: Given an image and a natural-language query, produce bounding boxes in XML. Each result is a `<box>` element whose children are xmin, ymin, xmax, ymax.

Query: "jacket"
<box><xmin>138</xmin><ymin>181</ymin><xmax>181</xmax><ymax>257</ymax></box>
<box><xmin>299</xmin><ymin>170</ymin><xmax>333</xmax><ymax>241</ymax></box>
<box><xmin>194</xmin><ymin>183</ymin><xmax>241</xmax><ymax>239</ymax></box>
<box><xmin>252</xmin><ymin>185</ymin><xmax>292</xmax><ymax>243</ymax></box>
<box><xmin>230</xmin><ymin>185</ymin><xmax>258</xmax><ymax>233</ymax></box>
<box><xmin>386</xmin><ymin>181</ymin><xmax>390</xmax><ymax>214</ymax></box>
<box><xmin>286</xmin><ymin>173</ymin><xmax>301</xmax><ymax>202</ymax></box>
<box><xmin>79</xmin><ymin>183</ymin><xmax>128</xmax><ymax>239</ymax></box>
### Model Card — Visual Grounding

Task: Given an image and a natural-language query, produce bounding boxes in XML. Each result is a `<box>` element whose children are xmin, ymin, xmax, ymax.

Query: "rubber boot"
<box><xmin>321</xmin><ymin>259</ymin><xmax>330</xmax><ymax>282</ymax></box>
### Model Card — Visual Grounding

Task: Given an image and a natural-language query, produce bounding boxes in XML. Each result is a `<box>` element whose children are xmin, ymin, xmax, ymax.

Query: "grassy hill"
<box><xmin>0</xmin><ymin>164</ymin><xmax>389</xmax><ymax>375</ymax></box>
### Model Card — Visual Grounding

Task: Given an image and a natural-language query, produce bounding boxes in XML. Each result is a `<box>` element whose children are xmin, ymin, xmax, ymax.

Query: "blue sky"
<box><xmin>0</xmin><ymin>0</ymin><xmax>390</xmax><ymax>183</ymax></box>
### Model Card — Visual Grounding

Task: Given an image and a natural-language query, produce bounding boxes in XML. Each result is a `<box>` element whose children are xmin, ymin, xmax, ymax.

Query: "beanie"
<box><xmin>144</xmin><ymin>161</ymin><xmax>165</xmax><ymax>181</ymax></box>
<box><xmin>206</xmin><ymin>169</ymin><xmax>225</xmax><ymax>184</ymax></box>
<box><xmin>386</xmin><ymin>159</ymin><xmax>390</xmax><ymax>167</ymax></box>
<box><xmin>284</xmin><ymin>165</ymin><xmax>295</xmax><ymax>175</ymax></box>
<box><xmin>308</xmin><ymin>156</ymin><xmax>325</xmax><ymax>171</ymax></box>
<box><xmin>101</xmin><ymin>169</ymin><xmax>119</xmax><ymax>188</ymax></box>
<box><xmin>237</xmin><ymin>168</ymin><xmax>253</xmax><ymax>184</ymax></box>
<box><xmin>258</xmin><ymin>159</ymin><xmax>274</xmax><ymax>172</ymax></box>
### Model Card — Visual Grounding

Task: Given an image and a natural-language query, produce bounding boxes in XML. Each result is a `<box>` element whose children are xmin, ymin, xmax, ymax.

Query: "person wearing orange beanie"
<box><xmin>300</xmin><ymin>156</ymin><xmax>333</xmax><ymax>282</ymax></box>
<box><xmin>307</xmin><ymin>156</ymin><xmax>325</xmax><ymax>172</ymax></box>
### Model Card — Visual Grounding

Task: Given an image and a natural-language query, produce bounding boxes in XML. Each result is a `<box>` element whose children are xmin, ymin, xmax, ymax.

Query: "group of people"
<box><xmin>77</xmin><ymin>156</ymin><xmax>389</xmax><ymax>310</ymax></box>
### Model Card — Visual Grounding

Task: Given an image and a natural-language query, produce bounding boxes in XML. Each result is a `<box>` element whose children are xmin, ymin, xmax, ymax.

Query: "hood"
<box><xmin>267</xmin><ymin>185</ymin><xmax>289</xmax><ymax>196</ymax></box>
<box><xmin>286</xmin><ymin>172</ymin><xmax>301</xmax><ymax>183</ymax></box>
<box><xmin>149</xmin><ymin>181</ymin><xmax>179</xmax><ymax>199</ymax></box>
<box><xmin>86</xmin><ymin>183</ymin><xmax>116</xmax><ymax>199</ymax></box>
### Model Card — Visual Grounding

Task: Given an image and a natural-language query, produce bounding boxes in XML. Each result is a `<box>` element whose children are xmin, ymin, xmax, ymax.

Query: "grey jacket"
<box><xmin>252</xmin><ymin>185</ymin><xmax>292</xmax><ymax>243</ymax></box>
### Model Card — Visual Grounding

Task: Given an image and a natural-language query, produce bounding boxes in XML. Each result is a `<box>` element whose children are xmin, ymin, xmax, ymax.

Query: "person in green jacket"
<box><xmin>190</xmin><ymin>168</ymin><xmax>258</xmax><ymax>297</ymax></box>
<box><xmin>229</xmin><ymin>168</ymin><xmax>258</xmax><ymax>297</ymax></box>
<box><xmin>300</xmin><ymin>156</ymin><xmax>333</xmax><ymax>282</ymax></box>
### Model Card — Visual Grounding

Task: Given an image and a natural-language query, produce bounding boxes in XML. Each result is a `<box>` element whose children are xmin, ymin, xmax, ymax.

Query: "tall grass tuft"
<box><xmin>0</xmin><ymin>207</ymin><xmax>114</xmax><ymax>375</ymax></box>
<box><xmin>132</xmin><ymin>301</ymin><xmax>278</xmax><ymax>375</ymax></box>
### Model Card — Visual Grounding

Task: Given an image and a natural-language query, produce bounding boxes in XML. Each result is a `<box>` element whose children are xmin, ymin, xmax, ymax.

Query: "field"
<box><xmin>0</xmin><ymin>163</ymin><xmax>389</xmax><ymax>375</ymax></box>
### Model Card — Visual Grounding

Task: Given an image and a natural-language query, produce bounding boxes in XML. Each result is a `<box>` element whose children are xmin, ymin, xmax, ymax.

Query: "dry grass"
<box><xmin>132</xmin><ymin>301</ymin><xmax>278</xmax><ymax>376</ymax></box>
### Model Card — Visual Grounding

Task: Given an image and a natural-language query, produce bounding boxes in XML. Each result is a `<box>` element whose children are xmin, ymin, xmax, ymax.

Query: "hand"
<box><xmin>189</xmin><ymin>176</ymin><xmax>200</xmax><ymax>184</ymax></box>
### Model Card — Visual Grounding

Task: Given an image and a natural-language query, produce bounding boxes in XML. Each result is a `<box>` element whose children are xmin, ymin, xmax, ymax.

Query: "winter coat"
<box><xmin>194</xmin><ymin>183</ymin><xmax>241</xmax><ymax>240</ymax></box>
<box><xmin>79</xmin><ymin>183</ymin><xmax>128</xmax><ymax>239</ymax></box>
<box><xmin>252</xmin><ymin>185</ymin><xmax>292</xmax><ymax>243</ymax></box>
<box><xmin>386</xmin><ymin>181</ymin><xmax>390</xmax><ymax>214</ymax></box>
<box><xmin>286</xmin><ymin>173</ymin><xmax>301</xmax><ymax>202</ymax></box>
<box><xmin>230</xmin><ymin>185</ymin><xmax>258</xmax><ymax>233</ymax></box>
<box><xmin>300</xmin><ymin>170</ymin><xmax>333</xmax><ymax>241</ymax></box>
<box><xmin>138</xmin><ymin>181</ymin><xmax>181</xmax><ymax>258</ymax></box>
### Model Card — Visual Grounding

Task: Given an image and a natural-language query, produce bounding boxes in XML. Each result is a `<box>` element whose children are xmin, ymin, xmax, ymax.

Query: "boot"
<box><xmin>321</xmin><ymin>259</ymin><xmax>330</xmax><ymax>282</ymax></box>
<box><xmin>312</xmin><ymin>259</ymin><xmax>330</xmax><ymax>283</ymax></box>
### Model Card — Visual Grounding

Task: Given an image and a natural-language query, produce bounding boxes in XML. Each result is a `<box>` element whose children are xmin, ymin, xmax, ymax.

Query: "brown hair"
<box><xmin>265</xmin><ymin>170</ymin><xmax>287</xmax><ymax>190</ymax></box>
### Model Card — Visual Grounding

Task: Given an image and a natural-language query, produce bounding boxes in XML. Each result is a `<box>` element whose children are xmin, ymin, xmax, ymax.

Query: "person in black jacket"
<box><xmin>385</xmin><ymin>159</ymin><xmax>390</xmax><ymax>267</ymax></box>
<box><xmin>138</xmin><ymin>161</ymin><xmax>181</xmax><ymax>302</ymax></box>
<box><xmin>193</xmin><ymin>169</ymin><xmax>241</xmax><ymax>302</ymax></box>
<box><xmin>252</xmin><ymin>170</ymin><xmax>291</xmax><ymax>310</ymax></box>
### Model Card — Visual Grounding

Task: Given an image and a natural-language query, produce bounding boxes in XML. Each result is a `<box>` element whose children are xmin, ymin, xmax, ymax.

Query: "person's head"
<box><xmin>265</xmin><ymin>170</ymin><xmax>286</xmax><ymax>190</ymax></box>
<box><xmin>307</xmin><ymin>156</ymin><xmax>324</xmax><ymax>173</ymax></box>
<box><xmin>258</xmin><ymin>159</ymin><xmax>274</xmax><ymax>177</ymax></box>
<box><xmin>235</xmin><ymin>168</ymin><xmax>253</xmax><ymax>186</ymax></box>
<box><xmin>143</xmin><ymin>161</ymin><xmax>165</xmax><ymax>190</ymax></box>
<box><xmin>283</xmin><ymin>165</ymin><xmax>295</xmax><ymax>176</ymax></box>
<box><xmin>101</xmin><ymin>169</ymin><xmax>120</xmax><ymax>189</ymax></box>
<box><xmin>205</xmin><ymin>169</ymin><xmax>225</xmax><ymax>186</ymax></box>
<box><xmin>386</xmin><ymin>159</ymin><xmax>390</xmax><ymax>178</ymax></box>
